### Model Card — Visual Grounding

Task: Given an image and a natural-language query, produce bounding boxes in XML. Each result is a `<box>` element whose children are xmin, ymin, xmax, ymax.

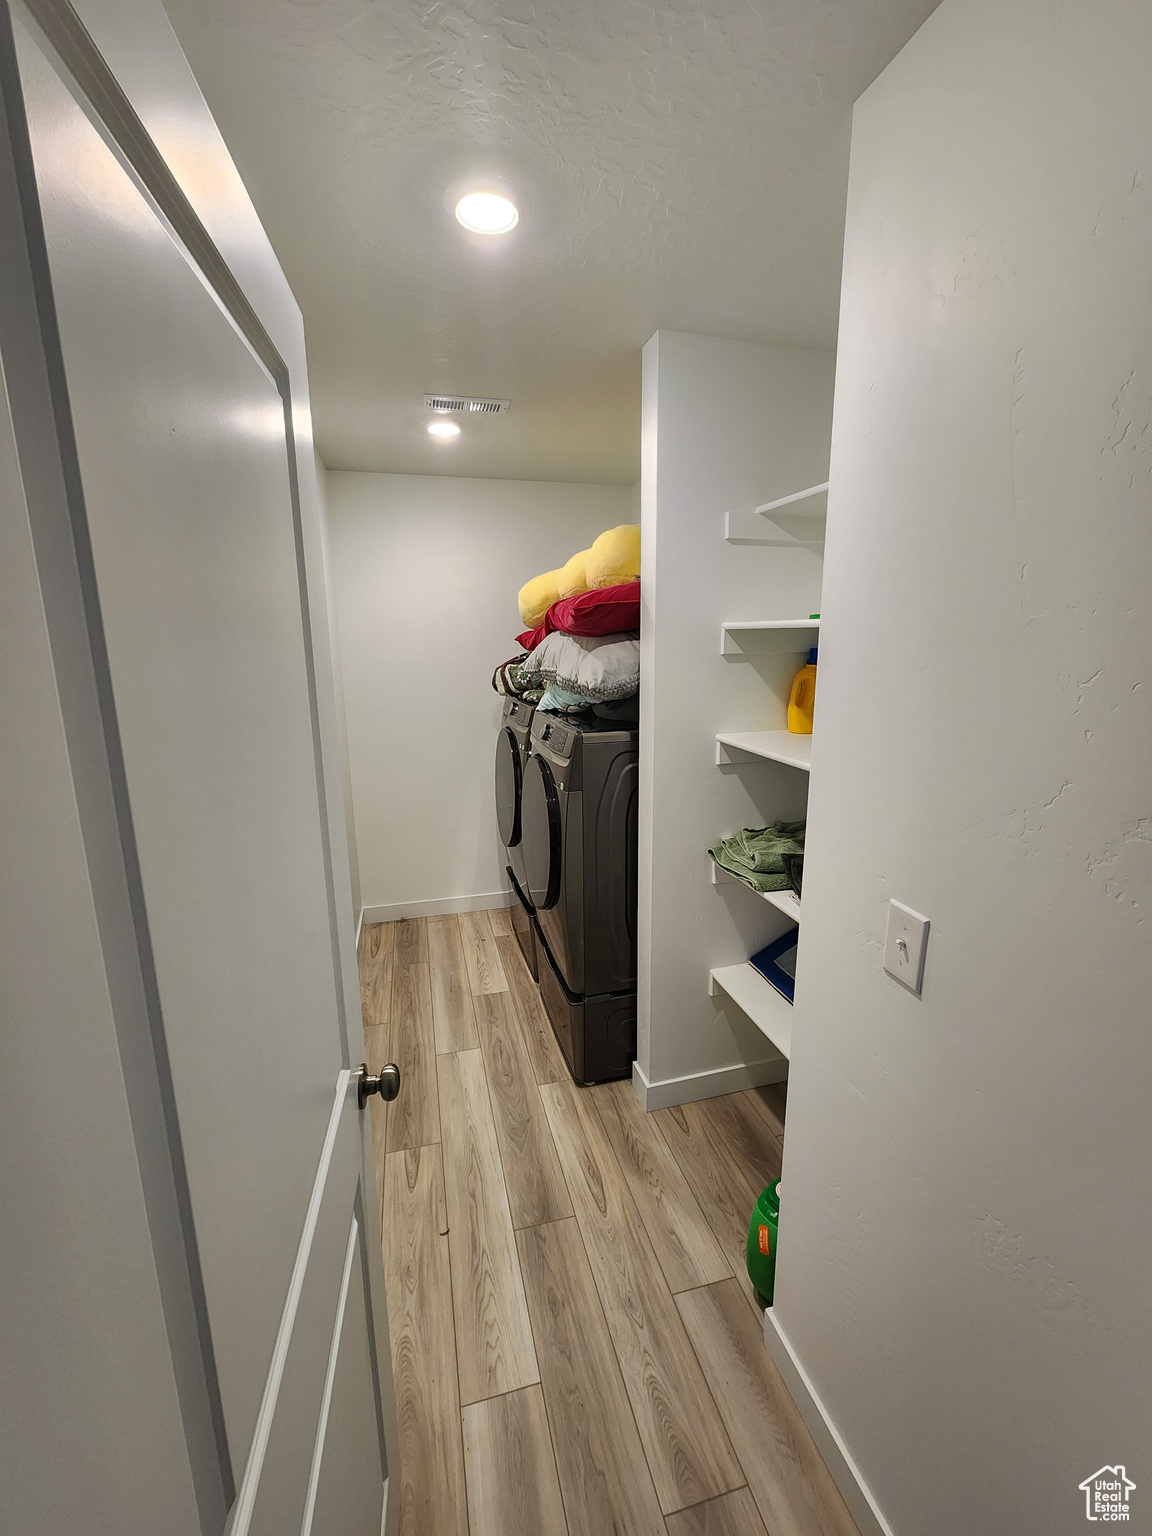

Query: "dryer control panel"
<box><xmin>536</xmin><ymin>718</ymin><xmax>574</xmax><ymax>758</ymax></box>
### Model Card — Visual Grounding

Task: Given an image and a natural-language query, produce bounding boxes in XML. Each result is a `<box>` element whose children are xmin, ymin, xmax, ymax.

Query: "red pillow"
<box><xmin>517</xmin><ymin>580</ymin><xmax>640</xmax><ymax>651</ymax></box>
<box><xmin>517</xmin><ymin>623</ymin><xmax>548</xmax><ymax>652</ymax></box>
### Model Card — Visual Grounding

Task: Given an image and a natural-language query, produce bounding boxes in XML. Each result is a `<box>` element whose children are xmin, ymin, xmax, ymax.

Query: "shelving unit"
<box><xmin>709</xmin><ymin>963</ymin><xmax>792</xmax><ymax>1059</ymax></box>
<box><xmin>640</xmin><ymin>341</ymin><xmax>834</xmax><ymax>1381</ymax></box>
<box><xmin>720</xmin><ymin>617</ymin><xmax>819</xmax><ymax>656</ymax></box>
<box><xmin>710</xmin><ymin>470</ymin><xmax>828</xmax><ymax>1077</ymax></box>
<box><xmin>716</xmin><ymin>730</ymin><xmax>812</xmax><ymax>771</ymax></box>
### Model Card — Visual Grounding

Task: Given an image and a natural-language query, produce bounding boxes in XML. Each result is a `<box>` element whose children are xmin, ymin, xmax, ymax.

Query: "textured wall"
<box><xmin>328</xmin><ymin>470</ymin><xmax>632</xmax><ymax>917</ymax></box>
<box><xmin>776</xmin><ymin>2</ymin><xmax>1152</xmax><ymax>1532</ymax></box>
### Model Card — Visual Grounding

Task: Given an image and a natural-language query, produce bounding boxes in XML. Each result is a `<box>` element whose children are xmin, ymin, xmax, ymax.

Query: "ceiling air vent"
<box><xmin>424</xmin><ymin>393</ymin><xmax>510</xmax><ymax>415</ymax></box>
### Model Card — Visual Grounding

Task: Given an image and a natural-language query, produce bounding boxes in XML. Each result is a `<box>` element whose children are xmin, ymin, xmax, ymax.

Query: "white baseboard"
<box><xmin>361</xmin><ymin>889</ymin><xmax>516</xmax><ymax>924</ymax></box>
<box><xmin>354</xmin><ymin>906</ymin><xmax>364</xmax><ymax>953</ymax></box>
<box><xmin>763</xmin><ymin>1309</ymin><xmax>893</xmax><ymax>1536</ymax></box>
<box><xmin>631</xmin><ymin>1054</ymin><xmax>788</xmax><ymax>1111</ymax></box>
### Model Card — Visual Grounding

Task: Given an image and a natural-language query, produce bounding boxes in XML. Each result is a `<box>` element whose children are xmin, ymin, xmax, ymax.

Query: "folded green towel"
<box><xmin>709</xmin><ymin>821</ymin><xmax>806</xmax><ymax>893</ymax></box>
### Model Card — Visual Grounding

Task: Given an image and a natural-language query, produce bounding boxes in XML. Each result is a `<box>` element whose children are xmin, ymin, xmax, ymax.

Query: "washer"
<box><xmin>520</xmin><ymin>711</ymin><xmax>638</xmax><ymax>1084</ymax></box>
<box><xmin>494</xmin><ymin>695</ymin><xmax>538</xmax><ymax>977</ymax></box>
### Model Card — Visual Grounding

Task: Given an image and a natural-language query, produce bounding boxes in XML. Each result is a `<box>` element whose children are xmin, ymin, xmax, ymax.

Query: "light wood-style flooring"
<box><xmin>359</xmin><ymin>909</ymin><xmax>859</xmax><ymax>1536</ymax></box>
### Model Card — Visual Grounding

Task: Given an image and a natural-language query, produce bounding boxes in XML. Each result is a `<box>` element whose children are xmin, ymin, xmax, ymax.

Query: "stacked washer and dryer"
<box><xmin>496</xmin><ymin>696</ymin><xmax>639</xmax><ymax>1085</ymax></box>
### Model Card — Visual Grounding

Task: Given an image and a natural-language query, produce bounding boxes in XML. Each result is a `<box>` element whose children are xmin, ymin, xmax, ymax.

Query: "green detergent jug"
<box><xmin>746</xmin><ymin>1180</ymin><xmax>781</xmax><ymax>1305</ymax></box>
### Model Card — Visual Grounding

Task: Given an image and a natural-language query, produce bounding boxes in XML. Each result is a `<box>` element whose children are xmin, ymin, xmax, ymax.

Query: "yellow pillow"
<box><xmin>586</xmin><ymin>524</ymin><xmax>641</xmax><ymax>589</ymax></box>
<box><xmin>557</xmin><ymin>549</ymin><xmax>592</xmax><ymax>599</ymax></box>
<box><xmin>518</xmin><ymin>569</ymin><xmax>563</xmax><ymax>628</ymax></box>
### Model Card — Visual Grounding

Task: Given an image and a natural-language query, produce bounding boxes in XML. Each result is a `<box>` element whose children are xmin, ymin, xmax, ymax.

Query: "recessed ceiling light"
<box><xmin>455</xmin><ymin>191</ymin><xmax>519</xmax><ymax>235</ymax></box>
<box><xmin>427</xmin><ymin>419</ymin><xmax>461</xmax><ymax>440</ymax></box>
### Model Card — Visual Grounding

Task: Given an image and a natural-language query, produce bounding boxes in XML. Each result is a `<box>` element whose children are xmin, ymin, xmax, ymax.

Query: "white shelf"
<box><xmin>756</xmin><ymin>481</ymin><xmax>830</xmax><ymax>515</ymax></box>
<box><xmin>720</xmin><ymin>618</ymin><xmax>819</xmax><ymax>656</ymax></box>
<box><xmin>709</xmin><ymin>963</ymin><xmax>792</xmax><ymax>1059</ymax></box>
<box><xmin>726</xmin><ymin>481</ymin><xmax>829</xmax><ymax>546</ymax></box>
<box><xmin>763</xmin><ymin>887</ymin><xmax>802</xmax><ymax>920</ymax></box>
<box><xmin>716</xmin><ymin>730</ymin><xmax>812</xmax><ymax>771</ymax></box>
<box><xmin>710</xmin><ymin>861</ymin><xmax>801</xmax><ymax>920</ymax></box>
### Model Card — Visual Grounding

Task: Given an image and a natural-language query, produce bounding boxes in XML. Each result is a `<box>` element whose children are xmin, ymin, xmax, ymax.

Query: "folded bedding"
<box><xmin>537</xmin><ymin>684</ymin><xmax>640</xmax><ymax>719</ymax></box>
<box><xmin>517</xmin><ymin>524</ymin><xmax>639</xmax><ymax>626</ymax></box>
<box><xmin>537</xmin><ymin>683</ymin><xmax>600</xmax><ymax>713</ymax></box>
<box><xmin>517</xmin><ymin>630</ymin><xmax>640</xmax><ymax>701</ymax></box>
<box><xmin>518</xmin><ymin>569</ymin><xmax>564</xmax><ymax>629</ymax></box>
<box><xmin>708</xmin><ymin>821</ymin><xmax>806</xmax><ymax>893</ymax></box>
<box><xmin>557</xmin><ymin>548</ymin><xmax>592</xmax><ymax>597</ymax></box>
<box><xmin>491</xmin><ymin>654</ymin><xmax>545</xmax><ymax>703</ymax></box>
<box><xmin>517</xmin><ymin>580</ymin><xmax>641</xmax><ymax>651</ymax></box>
<box><xmin>586</xmin><ymin>524</ymin><xmax>640</xmax><ymax>589</ymax></box>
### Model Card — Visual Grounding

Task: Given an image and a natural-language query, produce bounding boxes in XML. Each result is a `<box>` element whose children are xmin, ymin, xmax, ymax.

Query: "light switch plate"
<box><xmin>884</xmin><ymin>900</ymin><xmax>930</xmax><ymax>994</ymax></box>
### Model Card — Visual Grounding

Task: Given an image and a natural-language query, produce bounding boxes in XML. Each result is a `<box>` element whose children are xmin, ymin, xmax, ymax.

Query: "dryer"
<box><xmin>494</xmin><ymin>695</ymin><xmax>537</xmax><ymax>977</ymax></box>
<box><xmin>521</xmin><ymin>711</ymin><xmax>638</xmax><ymax>1083</ymax></box>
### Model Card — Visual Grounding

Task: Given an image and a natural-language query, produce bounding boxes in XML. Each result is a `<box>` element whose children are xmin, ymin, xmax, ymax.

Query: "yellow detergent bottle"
<box><xmin>787</xmin><ymin>647</ymin><xmax>817</xmax><ymax>734</ymax></box>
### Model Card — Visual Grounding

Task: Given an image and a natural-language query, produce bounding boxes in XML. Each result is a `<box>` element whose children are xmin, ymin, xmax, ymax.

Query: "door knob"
<box><xmin>358</xmin><ymin>1062</ymin><xmax>400</xmax><ymax>1108</ymax></box>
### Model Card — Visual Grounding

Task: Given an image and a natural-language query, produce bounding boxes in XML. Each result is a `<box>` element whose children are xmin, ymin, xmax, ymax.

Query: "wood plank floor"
<box><xmin>361</xmin><ymin>910</ymin><xmax>858</xmax><ymax>1536</ymax></box>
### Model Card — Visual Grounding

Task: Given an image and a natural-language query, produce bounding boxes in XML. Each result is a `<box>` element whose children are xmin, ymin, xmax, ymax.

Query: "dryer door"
<box><xmin>522</xmin><ymin>753</ymin><xmax>562</xmax><ymax>911</ymax></box>
<box><xmin>495</xmin><ymin>726</ymin><xmax>523</xmax><ymax>848</ymax></box>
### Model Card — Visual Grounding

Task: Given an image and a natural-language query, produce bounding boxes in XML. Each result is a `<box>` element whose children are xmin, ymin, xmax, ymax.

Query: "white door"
<box><xmin>0</xmin><ymin>4</ymin><xmax>397</xmax><ymax>1533</ymax></box>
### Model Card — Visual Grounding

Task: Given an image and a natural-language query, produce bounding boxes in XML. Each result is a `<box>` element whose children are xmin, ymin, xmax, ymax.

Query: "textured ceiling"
<box><xmin>163</xmin><ymin>0</ymin><xmax>939</xmax><ymax>483</ymax></box>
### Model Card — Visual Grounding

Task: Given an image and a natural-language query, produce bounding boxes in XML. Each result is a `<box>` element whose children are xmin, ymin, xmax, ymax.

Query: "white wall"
<box><xmin>775</xmin><ymin>4</ymin><xmax>1152</xmax><ymax>1533</ymax></box>
<box><xmin>328</xmin><ymin>471</ymin><xmax>634</xmax><ymax>919</ymax></box>
<box><xmin>637</xmin><ymin>332</ymin><xmax>835</xmax><ymax>1104</ymax></box>
<box><xmin>314</xmin><ymin>453</ymin><xmax>362</xmax><ymax>929</ymax></box>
